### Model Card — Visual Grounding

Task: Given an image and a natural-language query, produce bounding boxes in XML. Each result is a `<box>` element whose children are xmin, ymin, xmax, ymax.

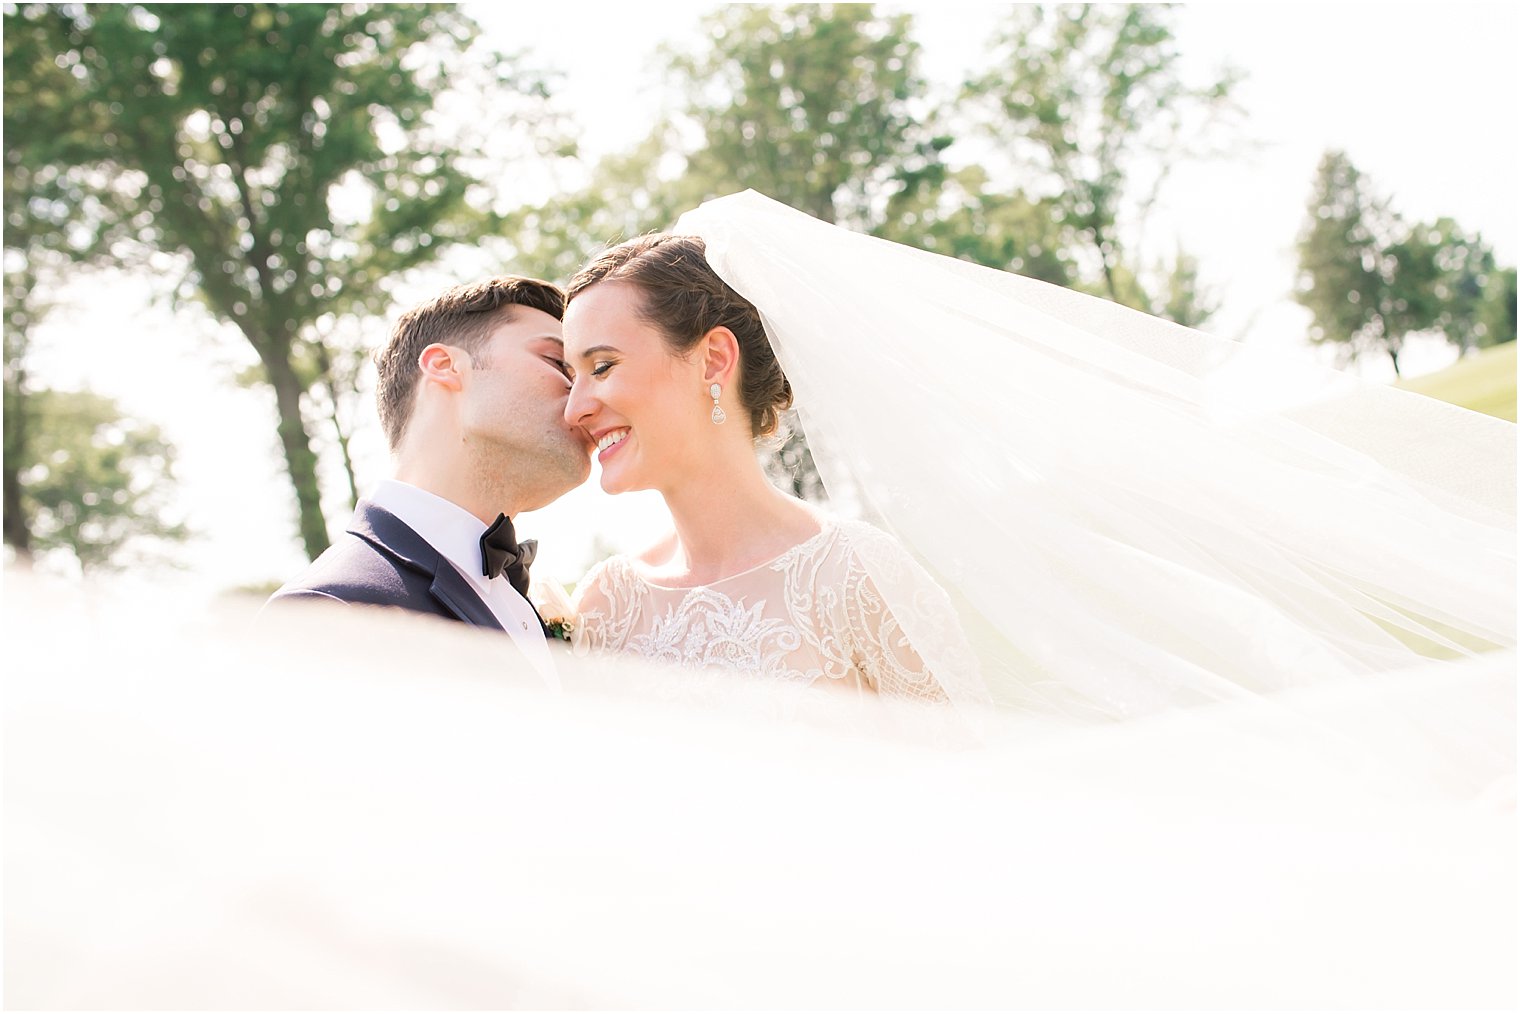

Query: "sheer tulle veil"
<box><xmin>7</xmin><ymin>192</ymin><xmax>1514</xmax><ymax>1009</ymax></box>
<box><xmin>675</xmin><ymin>190</ymin><xmax>1516</xmax><ymax>720</ymax></box>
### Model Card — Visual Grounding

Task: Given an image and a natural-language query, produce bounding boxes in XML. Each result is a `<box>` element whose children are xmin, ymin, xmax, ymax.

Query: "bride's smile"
<box><xmin>562</xmin><ymin>280</ymin><xmax>746</xmax><ymax>496</ymax></box>
<box><xmin>593</xmin><ymin>427</ymin><xmax>629</xmax><ymax>457</ymax></box>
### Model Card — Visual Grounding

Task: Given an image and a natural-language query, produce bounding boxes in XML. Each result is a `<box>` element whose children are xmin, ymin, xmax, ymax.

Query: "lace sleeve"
<box><xmin>838</xmin><ymin>522</ymin><xmax>980</xmax><ymax>704</ymax></box>
<box><xmin>570</xmin><ymin>555</ymin><xmax>643</xmax><ymax>656</ymax></box>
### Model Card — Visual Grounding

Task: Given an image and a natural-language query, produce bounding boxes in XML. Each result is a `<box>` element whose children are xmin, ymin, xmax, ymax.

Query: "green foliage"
<box><xmin>1295</xmin><ymin>151</ymin><xmax>1511</xmax><ymax>374</ymax></box>
<box><xmin>3</xmin><ymin>3</ymin><xmax>559</xmax><ymax>560</ymax></box>
<box><xmin>1398</xmin><ymin>218</ymin><xmax>1497</xmax><ymax>353</ymax></box>
<box><xmin>505</xmin><ymin>129</ymin><xmax>710</xmax><ymax>284</ymax></box>
<box><xmin>8</xmin><ymin>387</ymin><xmax>189</xmax><ymax>572</ymax></box>
<box><xmin>871</xmin><ymin>165</ymin><xmax>1076</xmax><ymax>286</ymax></box>
<box><xmin>1296</xmin><ymin>151</ymin><xmax>1392</xmax><ymax>365</ymax></box>
<box><xmin>964</xmin><ymin>3</ymin><xmax>1238</xmax><ymax>320</ymax></box>
<box><xmin>1479</xmin><ymin>266</ymin><xmax>1517</xmax><ymax>348</ymax></box>
<box><xmin>515</xmin><ymin>3</ymin><xmax>949</xmax><ymax>279</ymax></box>
<box><xmin>3</xmin><ymin>262</ymin><xmax>46</xmax><ymax>557</ymax></box>
<box><xmin>669</xmin><ymin>3</ymin><xmax>942</xmax><ymax>230</ymax></box>
<box><xmin>1153</xmin><ymin>245</ymin><xmax>1220</xmax><ymax>329</ymax></box>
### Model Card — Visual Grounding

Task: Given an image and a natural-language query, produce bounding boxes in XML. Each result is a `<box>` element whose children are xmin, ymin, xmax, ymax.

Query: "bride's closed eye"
<box><xmin>590</xmin><ymin>360</ymin><xmax>616</xmax><ymax>377</ymax></box>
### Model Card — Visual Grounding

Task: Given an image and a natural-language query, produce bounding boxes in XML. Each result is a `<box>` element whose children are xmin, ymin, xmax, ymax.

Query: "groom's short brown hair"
<box><xmin>375</xmin><ymin>276</ymin><xmax>565</xmax><ymax>450</ymax></box>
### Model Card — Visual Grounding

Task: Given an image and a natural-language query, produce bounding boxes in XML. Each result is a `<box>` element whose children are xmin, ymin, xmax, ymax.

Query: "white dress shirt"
<box><xmin>369</xmin><ymin>480</ymin><xmax>559</xmax><ymax>689</ymax></box>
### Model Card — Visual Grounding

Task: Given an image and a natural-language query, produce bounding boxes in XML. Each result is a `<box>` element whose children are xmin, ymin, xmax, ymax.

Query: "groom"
<box><xmin>265</xmin><ymin>276</ymin><xmax>592</xmax><ymax>679</ymax></box>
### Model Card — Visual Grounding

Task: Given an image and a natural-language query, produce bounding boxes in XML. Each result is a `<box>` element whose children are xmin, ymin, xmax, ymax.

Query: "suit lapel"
<box><xmin>427</xmin><ymin>564</ymin><xmax>504</xmax><ymax>631</ymax></box>
<box><xmin>349</xmin><ymin>500</ymin><xmax>505</xmax><ymax>632</ymax></box>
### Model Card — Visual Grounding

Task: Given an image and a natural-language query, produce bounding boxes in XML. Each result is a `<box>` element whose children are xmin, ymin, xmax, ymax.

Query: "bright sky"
<box><xmin>17</xmin><ymin>2</ymin><xmax>1518</xmax><ymax>593</ymax></box>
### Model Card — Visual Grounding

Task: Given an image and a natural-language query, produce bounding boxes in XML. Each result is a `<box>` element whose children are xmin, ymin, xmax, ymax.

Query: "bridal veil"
<box><xmin>675</xmin><ymin>190</ymin><xmax>1516</xmax><ymax>720</ymax></box>
<box><xmin>8</xmin><ymin>192</ymin><xmax>1513</xmax><ymax>1009</ymax></box>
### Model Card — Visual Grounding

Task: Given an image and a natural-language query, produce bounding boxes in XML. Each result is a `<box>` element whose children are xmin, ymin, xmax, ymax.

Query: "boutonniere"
<box><xmin>530</xmin><ymin>576</ymin><xmax>578</xmax><ymax>643</ymax></box>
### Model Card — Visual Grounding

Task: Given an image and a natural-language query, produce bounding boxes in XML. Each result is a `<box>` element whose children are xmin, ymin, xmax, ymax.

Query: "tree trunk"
<box><xmin>265</xmin><ymin>355</ymin><xmax>331</xmax><ymax>560</ymax></box>
<box><xmin>3</xmin><ymin>365</ymin><xmax>33</xmax><ymax>559</ymax></box>
<box><xmin>2</xmin><ymin>455</ymin><xmax>32</xmax><ymax>560</ymax></box>
<box><xmin>1090</xmin><ymin>225</ymin><xmax>1123</xmax><ymax>305</ymax></box>
<box><xmin>331</xmin><ymin>404</ymin><xmax>359</xmax><ymax>511</ymax></box>
<box><xmin>313</xmin><ymin>347</ymin><xmax>360</xmax><ymax>510</ymax></box>
<box><xmin>1100</xmin><ymin>255</ymin><xmax>1121</xmax><ymax>305</ymax></box>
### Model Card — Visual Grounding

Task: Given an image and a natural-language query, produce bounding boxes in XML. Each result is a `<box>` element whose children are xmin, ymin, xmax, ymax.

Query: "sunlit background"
<box><xmin>5</xmin><ymin>2</ymin><xmax>1516</xmax><ymax>596</ymax></box>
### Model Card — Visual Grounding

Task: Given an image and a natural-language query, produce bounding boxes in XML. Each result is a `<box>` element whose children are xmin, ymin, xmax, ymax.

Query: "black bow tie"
<box><xmin>480</xmin><ymin>513</ymin><xmax>536</xmax><ymax>597</ymax></box>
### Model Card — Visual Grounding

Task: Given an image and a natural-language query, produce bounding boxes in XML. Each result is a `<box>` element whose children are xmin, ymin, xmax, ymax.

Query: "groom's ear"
<box><xmin>418</xmin><ymin>343</ymin><xmax>466</xmax><ymax>392</ymax></box>
<box><xmin>699</xmin><ymin>327</ymin><xmax>739</xmax><ymax>386</ymax></box>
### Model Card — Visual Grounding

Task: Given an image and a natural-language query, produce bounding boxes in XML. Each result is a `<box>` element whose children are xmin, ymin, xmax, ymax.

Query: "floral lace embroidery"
<box><xmin>632</xmin><ymin>588</ymin><xmax>805</xmax><ymax>678</ymax></box>
<box><xmin>571</xmin><ymin>519</ymin><xmax>958</xmax><ymax>702</ymax></box>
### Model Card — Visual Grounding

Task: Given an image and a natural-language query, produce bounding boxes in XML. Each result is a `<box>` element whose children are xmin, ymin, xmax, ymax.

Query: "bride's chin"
<box><xmin>597</xmin><ymin>441</ymin><xmax>657</xmax><ymax>495</ymax></box>
<box><xmin>599</xmin><ymin>463</ymin><xmax>661</xmax><ymax>497</ymax></box>
<box><xmin>598</xmin><ymin>464</ymin><xmax>636</xmax><ymax>496</ymax></box>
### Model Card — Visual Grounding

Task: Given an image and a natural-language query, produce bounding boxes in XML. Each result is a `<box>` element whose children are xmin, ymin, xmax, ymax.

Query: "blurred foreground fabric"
<box><xmin>5</xmin><ymin>574</ymin><xmax>1515</xmax><ymax>1009</ymax></box>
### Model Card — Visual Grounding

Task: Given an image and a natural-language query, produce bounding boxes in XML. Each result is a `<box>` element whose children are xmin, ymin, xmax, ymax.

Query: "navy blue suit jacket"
<box><xmin>265</xmin><ymin>499</ymin><xmax>504</xmax><ymax>631</ymax></box>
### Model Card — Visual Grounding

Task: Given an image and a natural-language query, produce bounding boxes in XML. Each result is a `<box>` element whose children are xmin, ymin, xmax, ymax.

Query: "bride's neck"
<box><xmin>657</xmin><ymin>450</ymin><xmax>817</xmax><ymax>583</ymax></box>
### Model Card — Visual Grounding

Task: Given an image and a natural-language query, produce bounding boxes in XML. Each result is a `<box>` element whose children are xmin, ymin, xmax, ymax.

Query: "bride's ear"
<box><xmin>418</xmin><ymin>343</ymin><xmax>466</xmax><ymax>391</ymax></box>
<box><xmin>699</xmin><ymin>326</ymin><xmax>740</xmax><ymax>387</ymax></box>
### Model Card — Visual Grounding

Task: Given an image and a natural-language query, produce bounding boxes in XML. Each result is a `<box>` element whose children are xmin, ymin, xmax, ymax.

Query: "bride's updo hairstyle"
<box><xmin>566</xmin><ymin>235</ymin><xmax>793</xmax><ymax>437</ymax></box>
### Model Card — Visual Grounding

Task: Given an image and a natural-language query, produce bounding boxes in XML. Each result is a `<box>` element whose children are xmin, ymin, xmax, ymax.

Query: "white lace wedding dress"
<box><xmin>571</xmin><ymin>516</ymin><xmax>983</xmax><ymax>705</ymax></box>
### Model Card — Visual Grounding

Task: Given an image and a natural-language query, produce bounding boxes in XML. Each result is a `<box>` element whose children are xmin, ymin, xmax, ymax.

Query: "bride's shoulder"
<box><xmin>823</xmin><ymin>515</ymin><xmax>911</xmax><ymax>556</ymax></box>
<box><xmin>790</xmin><ymin>513</ymin><xmax>913</xmax><ymax>575</ymax></box>
<box><xmin>815</xmin><ymin>515</ymin><xmax>945</xmax><ymax>588</ymax></box>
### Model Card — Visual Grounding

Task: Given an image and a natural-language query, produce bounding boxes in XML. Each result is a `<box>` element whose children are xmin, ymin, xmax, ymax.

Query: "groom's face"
<box><xmin>458</xmin><ymin>306</ymin><xmax>593</xmax><ymax>501</ymax></box>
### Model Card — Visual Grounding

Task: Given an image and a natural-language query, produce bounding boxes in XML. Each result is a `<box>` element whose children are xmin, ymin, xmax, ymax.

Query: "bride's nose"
<box><xmin>565</xmin><ymin>375</ymin><xmax>597</xmax><ymax>427</ymax></box>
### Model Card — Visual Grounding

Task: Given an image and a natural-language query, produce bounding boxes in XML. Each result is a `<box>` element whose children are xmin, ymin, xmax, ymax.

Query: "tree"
<box><xmin>871</xmin><ymin>164</ymin><xmax>1077</xmax><ymax>287</ymax></box>
<box><xmin>1153</xmin><ymin>244</ymin><xmax>1220</xmax><ymax>329</ymax></box>
<box><xmin>1411</xmin><ymin>219</ymin><xmax>1502</xmax><ymax>353</ymax></box>
<box><xmin>7</xmin><ymin>387</ymin><xmax>189</xmax><ymax>572</ymax></box>
<box><xmin>1295</xmin><ymin>150</ymin><xmax>1409</xmax><ymax>372</ymax></box>
<box><xmin>667</xmin><ymin>3</ymin><xmax>945</xmax><ymax>231</ymax></box>
<box><xmin>2</xmin><ymin>265</ymin><xmax>44</xmax><ymax>559</ymax></box>
<box><xmin>2</xmin><ymin>188</ymin><xmax>190</xmax><ymax>572</ymax></box>
<box><xmin>1295</xmin><ymin>151</ymin><xmax>1511</xmax><ymax>373</ymax></box>
<box><xmin>517</xmin><ymin>4</ymin><xmax>951</xmax><ymax>273</ymax></box>
<box><xmin>963</xmin><ymin>4</ymin><xmax>1238</xmax><ymax>318</ymax></box>
<box><xmin>3</xmin><ymin>3</ymin><xmax>561</xmax><ymax>559</ymax></box>
<box><xmin>1478</xmin><ymin>266</ymin><xmax>1517</xmax><ymax>348</ymax></box>
<box><xmin>3</xmin><ymin>11</ymin><xmax>148</xmax><ymax>563</ymax></box>
<box><xmin>504</xmin><ymin>129</ymin><xmax>713</xmax><ymax>285</ymax></box>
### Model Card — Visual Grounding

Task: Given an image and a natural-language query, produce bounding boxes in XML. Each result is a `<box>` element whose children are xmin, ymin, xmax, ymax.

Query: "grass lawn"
<box><xmin>1394</xmin><ymin>342</ymin><xmax>1517</xmax><ymax>421</ymax></box>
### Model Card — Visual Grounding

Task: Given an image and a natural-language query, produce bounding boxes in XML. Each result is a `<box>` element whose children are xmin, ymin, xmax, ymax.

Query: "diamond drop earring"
<box><xmin>709</xmin><ymin>382</ymin><xmax>726</xmax><ymax>425</ymax></box>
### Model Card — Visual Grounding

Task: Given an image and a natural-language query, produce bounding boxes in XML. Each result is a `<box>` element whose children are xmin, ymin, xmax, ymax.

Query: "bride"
<box><xmin>560</xmin><ymin>190</ymin><xmax>1514</xmax><ymax>723</ymax></box>
<box><xmin>561</xmin><ymin>231</ymin><xmax>988</xmax><ymax>709</ymax></box>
